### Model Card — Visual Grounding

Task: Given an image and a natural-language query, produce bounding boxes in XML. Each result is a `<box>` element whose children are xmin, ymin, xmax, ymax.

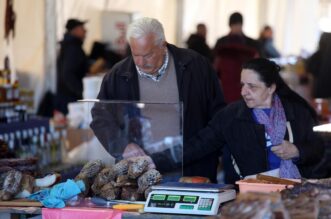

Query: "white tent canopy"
<box><xmin>0</xmin><ymin>0</ymin><xmax>324</xmax><ymax>110</ymax></box>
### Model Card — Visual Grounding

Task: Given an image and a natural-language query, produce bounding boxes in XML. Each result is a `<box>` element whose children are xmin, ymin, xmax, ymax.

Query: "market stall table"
<box><xmin>42</xmin><ymin>207</ymin><xmax>122</xmax><ymax>219</ymax></box>
<box><xmin>42</xmin><ymin>207</ymin><xmax>211</xmax><ymax>219</ymax></box>
<box><xmin>0</xmin><ymin>205</ymin><xmax>215</xmax><ymax>219</ymax></box>
<box><xmin>0</xmin><ymin>206</ymin><xmax>41</xmax><ymax>219</ymax></box>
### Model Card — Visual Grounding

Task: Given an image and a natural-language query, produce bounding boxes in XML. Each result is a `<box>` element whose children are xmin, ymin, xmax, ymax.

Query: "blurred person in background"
<box><xmin>214</xmin><ymin>12</ymin><xmax>260</xmax><ymax>55</ymax></box>
<box><xmin>258</xmin><ymin>25</ymin><xmax>281</xmax><ymax>58</ymax></box>
<box><xmin>306</xmin><ymin>32</ymin><xmax>331</xmax><ymax>98</ymax></box>
<box><xmin>186</xmin><ymin>23</ymin><xmax>212</xmax><ymax>61</ymax></box>
<box><xmin>213</xmin><ymin>12</ymin><xmax>259</xmax><ymax>103</ymax></box>
<box><xmin>88</xmin><ymin>41</ymin><xmax>123</xmax><ymax>74</ymax></box>
<box><xmin>56</xmin><ymin>18</ymin><xmax>89</xmax><ymax>115</ymax></box>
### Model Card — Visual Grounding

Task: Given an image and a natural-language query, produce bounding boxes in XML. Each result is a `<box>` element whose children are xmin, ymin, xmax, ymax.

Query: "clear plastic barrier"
<box><xmin>74</xmin><ymin>100</ymin><xmax>183</xmax><ymax>178</ymax></box>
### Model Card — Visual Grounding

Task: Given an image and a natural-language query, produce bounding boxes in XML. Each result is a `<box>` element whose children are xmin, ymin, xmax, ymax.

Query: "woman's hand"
<box><xmin>271</xmin><ymin>140</ymin><xmax>299</xmax><ymax>160</ymax></box>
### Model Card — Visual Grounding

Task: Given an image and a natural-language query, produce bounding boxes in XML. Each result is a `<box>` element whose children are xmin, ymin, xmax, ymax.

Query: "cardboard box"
<box><xmin>66</xmin><ymin>128</ymin><xmax>94</xmax><ymax>151</ymax></box>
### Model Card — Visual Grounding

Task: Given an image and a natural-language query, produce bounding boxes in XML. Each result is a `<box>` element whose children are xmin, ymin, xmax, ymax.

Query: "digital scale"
<box><xmin>144</xmin><ymin>182</ymin><xmax>236</xmax><ymax>216</ymax></box>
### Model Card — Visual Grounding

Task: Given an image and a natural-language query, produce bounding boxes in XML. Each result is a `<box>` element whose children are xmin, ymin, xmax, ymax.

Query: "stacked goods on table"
<box><xmin>0</xmin><ymin>158</ymin><xmax>38</xmax><ymax>176</ymax></box>
<box><xmin>221</xmin><ymin>177</ymin><xmax>331</xmax><ymax>219</ymax></box>
<box><xmin>0</xmin><ymin>157</ymin><xmax>161</xmax><ymax>206</ymax></box>
<box><xmin>0</xmin><ymin>169</ymin><xmax>60</xmax><ymax>201</ymax></box>
<box><xmin>75</xmin><ymin>158</ymin><xmax>162</xmax><ymax>201</ymax></box>
<box><xmin>221</xmin><ymin>192</ymin><xmax>289</xmax><ymax>219</ymax></box>
<box><xmin>281</xmin><ymin>178</ymin><xmax>331</xmax><ymax>218</ymax></box>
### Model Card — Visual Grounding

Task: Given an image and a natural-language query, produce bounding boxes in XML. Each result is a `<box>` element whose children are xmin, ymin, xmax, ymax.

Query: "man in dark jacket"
<box><xmin>56</xmin><ymin>18</ymin><xmax>89</xmax><ymax>114</ymax></box>
<box><xmin>214</xmin><ymin>12</ymin><xmax>260</xmax><ymax>54</ymax></box>
<box><xmin>90</xmin><ymin>17</ymin><xmax>225</xmax><ymax>182</ymax></box>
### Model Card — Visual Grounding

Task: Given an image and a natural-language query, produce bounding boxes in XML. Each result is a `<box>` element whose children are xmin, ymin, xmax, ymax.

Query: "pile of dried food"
<box><xmin>75</xmin><ymin>157</ymin><xmax>162</xmax><ymax>201</ymax></box>
<box><xmin>0</xmin><ymin>170</ymin><xmax>60</xmax><ymax>201</ymax></box>
<box><xmin>281</xmin><ymin>178</ymin><xmax>331</xmax><ymax>218</ymax></box>
<box><xmin>221</xmin><ymin>177</ymin><xmax>331</xmax><ymax>219</ymax></box>
<box><xmin>0</xmin><ymin>157</ymin><xmax>161</xmax><ymax>202</ymax></box>
<box><xmin>221</xmin><ymin>192</ymin><xmax>285</xmax><ymax>219</ymax></box>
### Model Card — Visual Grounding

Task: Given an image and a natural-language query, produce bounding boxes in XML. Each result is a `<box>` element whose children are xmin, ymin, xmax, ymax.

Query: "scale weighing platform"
<box><xmin>144</xmin><ymin>182</ymin><xmax>236</xmax><ymax>216</ymax></box>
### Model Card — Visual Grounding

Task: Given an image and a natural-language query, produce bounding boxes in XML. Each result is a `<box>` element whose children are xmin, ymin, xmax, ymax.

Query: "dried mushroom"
<box><xmin>115</xmin><ymin>175</ymin><xmax>137</xmax><ymax>187</ymax></box>
<box><xmin>3</xmin><ymin>170</ymin><xmax>22</xmax><ymax>194</ymax></box>
<box><xmin>121</xmin><ymin>186</ymin><xmax>143</xmax><ymax>201</ymax></box>
<box><xmin>79</xmin><ymin>160</ymin><xmax>104</xmax><ymax>178</ymax></box>
<box><xmin>113</xmin><ymin>159</ymin><xmax>129</xmax><ymax>177</ymax></box>
<box><xmin>99</xmin><ymin>183</ymin><xmax>121</xmax><ymax>200</ymax></box>
<box><xmin>0</xmin><ymin>169</ymin><xmax>12</xmax><ymax>190</ymax></box>
<box><xmin>138</xmin><ymin>169</ymin><xmax>162</xmax><ymax>193</ymax></box>
<box><xmin>128</xmin><ymin>157</ymin><xmax>149</xmax><ymax>179</ymax></box>
<box><xmin>91</xmin><ymin>167</ymin><xmax>116</xmax><ymax>195</ymax></box>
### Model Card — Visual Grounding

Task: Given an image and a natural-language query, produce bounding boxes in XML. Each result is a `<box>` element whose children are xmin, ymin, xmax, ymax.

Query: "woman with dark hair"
<box><xmin>185</xmin><ymin>58</ymin><xmax>324</xmax><ymax>184</ymax></box>
<box><xmin>258</xmin><ymin>25</ymin><xmax>281</xmax><ymax>58</ymax></box>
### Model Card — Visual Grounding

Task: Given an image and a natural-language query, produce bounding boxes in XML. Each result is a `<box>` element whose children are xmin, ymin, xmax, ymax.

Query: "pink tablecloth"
<box><xmin>42</xmin><ymin>207</ymin><xmax>122</xmax><ymax>219</ymax></box>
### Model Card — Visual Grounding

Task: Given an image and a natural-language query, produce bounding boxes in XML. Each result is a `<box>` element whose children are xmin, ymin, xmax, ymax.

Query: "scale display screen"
<box><xmin>144</xmin><ymin>185</ymin><xmax>236</xmax><ymax>216</ymax></box>
<box><xmin>149</xmin><ymin>193</ymin><xmax>214</xmax><ymax>210</ymax></box>
<box><xmin>152</xmin><ymin>194</ymin><xmax>197</xmax><ymax>202</ymax></box>
<box><xmin>149</xmin><ymin>194</ymin><xmax>211</xmax><ymax>210</ymax></box>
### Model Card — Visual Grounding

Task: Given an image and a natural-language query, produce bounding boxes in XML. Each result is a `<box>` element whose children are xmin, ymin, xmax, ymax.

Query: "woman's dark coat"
<box><xmin>186</xmin><ymin>98</ymin><xmax>325</xmax><ymax>184</ymax></box>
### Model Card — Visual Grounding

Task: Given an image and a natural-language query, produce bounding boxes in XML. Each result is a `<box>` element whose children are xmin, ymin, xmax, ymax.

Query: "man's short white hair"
<box><xmin>126</xmin><ymin>17</ymin><xmax>165</xmax><ymax>46</ymax></box>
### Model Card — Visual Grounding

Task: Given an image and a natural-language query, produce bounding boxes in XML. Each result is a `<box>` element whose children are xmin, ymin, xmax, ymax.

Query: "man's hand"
<box><xmin>123</xmin><ymin>143</ymin><xmax>146</xmax><ymax>158</ymax></box>
<box><xmin>271</xmin><ymin>140</ymin><xmax>299</xmax><ymax>160</ymax></box>
<box><xmin>122</xmin><ymin>143</ymin><xmax>156</xmax><ymax>169</ymax></box>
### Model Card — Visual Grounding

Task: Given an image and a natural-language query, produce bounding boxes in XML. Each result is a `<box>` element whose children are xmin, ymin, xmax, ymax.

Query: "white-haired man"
<box><xmin>91</xmin><ymin>17</ymin><xmax>225</xmax><ymax>183</ymax></box>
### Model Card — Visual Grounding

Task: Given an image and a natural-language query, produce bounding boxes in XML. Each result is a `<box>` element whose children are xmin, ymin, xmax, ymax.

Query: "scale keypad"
<box><xmin>198</xmin><ymin>198</ymin><xmax>214</xmax><ymax>210</ymax></box>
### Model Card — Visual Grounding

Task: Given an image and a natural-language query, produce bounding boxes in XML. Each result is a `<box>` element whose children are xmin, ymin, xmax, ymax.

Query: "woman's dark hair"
<box><xmin>242</xmin><ymin>58</ymin><xmax>317</xmax><ymax>121</ymax></box>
